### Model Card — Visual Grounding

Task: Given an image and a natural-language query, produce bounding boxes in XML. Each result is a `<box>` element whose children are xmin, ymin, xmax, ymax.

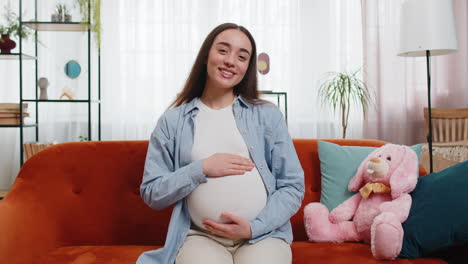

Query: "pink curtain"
<box><xmin>361</xmin><ymin>0</ymin><xmax>468</xmax><ymax>145</ymax></box>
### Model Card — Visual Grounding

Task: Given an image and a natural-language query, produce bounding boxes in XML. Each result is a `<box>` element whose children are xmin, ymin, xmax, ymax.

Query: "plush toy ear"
<box><xmin>348</xmin><ymin>160</ymin><xmax>365</xmax><ymax>191</ymax></box>
<box><xmin>348</xmin><ymin>147</ymin><xmax>381</xmax><ymax>192</ymax></box>
<box><xmin>389</xmin><ymin>146</ymin><xmax>418</xmax><ymax>199</ymax></box>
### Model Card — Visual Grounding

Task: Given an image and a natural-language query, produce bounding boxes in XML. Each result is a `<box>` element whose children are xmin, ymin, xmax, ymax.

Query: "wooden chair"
<box><xmin>424</xmin><ymin>108</ymin><xmax>468</xmax><ymax>144</ymax></box>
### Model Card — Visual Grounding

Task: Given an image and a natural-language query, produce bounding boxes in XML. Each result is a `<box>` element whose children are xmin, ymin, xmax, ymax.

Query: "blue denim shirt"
<box><xmin>137</xmin><ymin>96</ymin><xmax>304</xmax><ymax>264</ymax></box>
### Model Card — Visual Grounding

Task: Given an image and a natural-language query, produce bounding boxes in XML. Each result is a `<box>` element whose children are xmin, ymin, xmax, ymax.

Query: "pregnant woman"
<box><xmin>138</xmin><ymin>23</ymin><xmax>304</xmax><ymax>264</ymax></box>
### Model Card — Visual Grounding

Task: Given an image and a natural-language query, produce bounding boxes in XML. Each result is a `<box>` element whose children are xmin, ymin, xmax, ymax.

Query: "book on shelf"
<box><xmin>0</xmin><ymin>108</ymin><xmax>29</xmax><ymax>113</ymax></box>
<box><xmin>0</xmin><ymin>117</ymin><xmax>21</xmax><ymax>125</ymax></box>
<box><xmin>0</xmin><ymin>103</ymin><xmax>30</xmax><ymax>124</ymax></box>
<box><xmin>0</xmin><ymin>103</ymin><xmax>28</xmax><ymax>110</ymax></box>
<box><xmin>0</xmin><ymin>112</ymin><xmax>30</xmax><ymax>118</ymax></box>
<box><xmin>23</xmin><ymin>142</ymin><xmax>56</xmax><ymax>161</ymax></box>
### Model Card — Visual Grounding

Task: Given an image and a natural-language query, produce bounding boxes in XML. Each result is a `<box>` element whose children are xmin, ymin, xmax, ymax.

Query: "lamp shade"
<box><xmin>398</xmin><ymin>0</ymin><xmax>457</xmax><ymax>57</ymax></box>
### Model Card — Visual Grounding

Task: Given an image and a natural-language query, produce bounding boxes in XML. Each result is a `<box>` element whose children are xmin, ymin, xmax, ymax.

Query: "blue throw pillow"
<box><xmin>317</xmin><ymin>140</ymin><xmax>422</xmax><ymax>211</ymax></box>
<box><xmin>400</xmin><ymin>161</ymin><xmax>468</xmax><ymax>258</ymax></box>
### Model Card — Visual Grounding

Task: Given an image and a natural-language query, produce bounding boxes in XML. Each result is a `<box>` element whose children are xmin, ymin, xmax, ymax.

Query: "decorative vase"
<box><xmin>38</xmin><ymin>77</ymin><xmax>49</xmax><ymax>100</ymax></box>
<box><xmin>39</xmin><ymin>87</ymin><xmax>48</xmax><ymax>100</ymax></box>
<box><xmin>64</xmin><ymin>14</ymin><xmax>72</xmax><ymax>22</ymax></box>
<box><xmin>51</xmin><ymin>14</ymin><xmax>63</xmax><ymax>22</ymax></box>
<box><xmin>0</xmin><ymin>34</ymin><xmax>16</xmax><ymax>54</ymax></box>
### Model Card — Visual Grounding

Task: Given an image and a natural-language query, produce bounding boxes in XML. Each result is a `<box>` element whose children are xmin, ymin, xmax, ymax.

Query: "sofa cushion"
<box><xmin>37</xmin><ymin>245</ymin><xmax>161</xmax><ymax>264</ymax></box>
<box><xmin>317</xmin><ymin>141</ymin><xmax>422</xmax><ymax>210</ymax></box>
<box><xmin>37</xmin><ymin>243</ymin><xmax>445</xmax><ymax>264</ymax></box>
<box><xmin>400</xmin><ymin>161</ymin><xmax>468</xmax><ymax>258</ymax></box>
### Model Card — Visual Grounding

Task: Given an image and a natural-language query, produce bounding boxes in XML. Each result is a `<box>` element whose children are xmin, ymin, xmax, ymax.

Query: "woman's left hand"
<box><xmin>203</xmin><ymin>212</ymin><xmax>252</xmax><ymax>239</ymax></box>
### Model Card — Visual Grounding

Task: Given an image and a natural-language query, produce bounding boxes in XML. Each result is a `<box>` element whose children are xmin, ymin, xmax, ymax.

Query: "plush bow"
<box><xmin>359</xmin><ymin>182</ymin><xmax>391</xmax><ymax>199</ymax></box>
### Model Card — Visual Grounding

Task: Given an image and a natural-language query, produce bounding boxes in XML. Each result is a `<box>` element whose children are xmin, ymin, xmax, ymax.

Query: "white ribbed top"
<box><xmin>187</xmin><ymin>99</ymin><xmax>267</xmax><ymax>230</ymax></box>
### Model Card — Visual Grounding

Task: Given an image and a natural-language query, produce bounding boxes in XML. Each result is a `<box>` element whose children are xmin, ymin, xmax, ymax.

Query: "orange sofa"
<box><xmin>0</xmin><ymin>139</ymin><xmax>459</xmax><ymax>263</ymax></box>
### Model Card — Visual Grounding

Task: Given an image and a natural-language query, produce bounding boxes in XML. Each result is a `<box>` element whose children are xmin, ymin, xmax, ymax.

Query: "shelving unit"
<box><xmin>22</xmin><ymin>21</ymin><xmax>88</xmax><ymax>31</ymax></box>
<box><xmin>0</xmin><ymin>124</ymin><xmax>37</xmax><ymax>128</ymax></box>
<box><xmin>0</xmin><ymin>53</ymin><xmax>36</xmax><ymax>60</ymax></box>
<box><xmin>260</xmin><ymin>91</ymin><xmax>288</xmax><ymax>124</ymax></box>
<box><xmin>0</xmin><ymin>0</ymin><xmax>101</xmax><ymax>166</ymax></box>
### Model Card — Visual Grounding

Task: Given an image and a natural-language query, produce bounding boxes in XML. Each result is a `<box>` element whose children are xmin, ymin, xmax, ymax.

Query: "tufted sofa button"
<box><xmin>72</xmin><ymin>187</ymin><xmax>82</xmax><ymax>194</ymax></box>
<box><xmin>134</xmin><ymin>188</ymin><xmax>140</xmax><ymax>195</ymax></box>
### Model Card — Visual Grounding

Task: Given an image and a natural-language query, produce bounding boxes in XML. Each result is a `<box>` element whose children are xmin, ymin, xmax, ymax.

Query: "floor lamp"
<box><xmin>398</xmin><ymin>0</ymin><xmax>458</xmax><ymax>173</ymax></box>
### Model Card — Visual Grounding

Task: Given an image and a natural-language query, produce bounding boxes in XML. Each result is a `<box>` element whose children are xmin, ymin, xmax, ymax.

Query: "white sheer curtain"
<box><xmin>292</xmin><ymin>0</ymin><xmax>363</xmax><ymax>139</ymax></box>
<box><xmin>0</xmin><ymin>0</ymin><xmax>363</xmax><ymax>189</ymax></box>
<box><xmin>362</xmin><ymin>0</ymin><xmax>468</xmax><ymax>145</ymax></box>
<box><xmin>99</xmin><ymin>0</ymin><xmax>363</xmax><ymax>141</ymax></box>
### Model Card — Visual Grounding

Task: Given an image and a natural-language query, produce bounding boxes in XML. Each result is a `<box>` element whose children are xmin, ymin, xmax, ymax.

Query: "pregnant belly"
<box><xmin>187</xmin><ymin>168</ymin><xmax>267</xmax><ymax>230</ymax></box>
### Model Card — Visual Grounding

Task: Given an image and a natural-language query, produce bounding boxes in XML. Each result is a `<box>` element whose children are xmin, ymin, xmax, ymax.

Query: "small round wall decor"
<box><xmin>257</xmin><ymin>52</ymin><xmax>270</xmax><ymax>75</ymax></box>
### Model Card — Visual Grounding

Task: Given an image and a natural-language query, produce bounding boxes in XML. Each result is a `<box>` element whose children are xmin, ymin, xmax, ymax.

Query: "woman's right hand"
<box><xmin>203</xmin><ymin>153</ymin><xmax>255</xmax><ymax>177</ymax></box>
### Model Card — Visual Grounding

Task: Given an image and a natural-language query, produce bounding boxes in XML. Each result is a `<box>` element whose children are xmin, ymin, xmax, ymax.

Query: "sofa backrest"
<box><xmin>11</xmin><ymin>141</ymin><xmax>172</xmax><ymax>246</ymax></box>
<box><xmin>9</xmin><ymin>139</ymin><xmax>395</xmax><ymax>246</ymax></box>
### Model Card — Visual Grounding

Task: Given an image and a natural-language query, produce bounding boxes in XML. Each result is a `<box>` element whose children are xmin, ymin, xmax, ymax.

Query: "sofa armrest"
<box><xmin>0</xmin><ymin>189</ymin><xmax>60</xmax><ymax>264</ymax></box>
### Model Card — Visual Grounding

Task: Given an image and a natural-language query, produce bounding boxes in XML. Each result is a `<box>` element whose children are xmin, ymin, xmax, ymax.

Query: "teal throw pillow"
<box><xmin>400</xmin><ymin>161</ymin><xmax>468</xmax><ymax>258</ymax></box>
<box><xmin>317</xmin><ymin>140</ymin><xmax>422</xmax><ymax>211</ymax></box>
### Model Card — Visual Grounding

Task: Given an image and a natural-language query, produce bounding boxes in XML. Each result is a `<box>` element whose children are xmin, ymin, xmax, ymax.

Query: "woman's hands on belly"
<box><xmin>190</xmin><ymin>152</ymin><xmax>266</xmax><ymax>239</ymax></box>
<box><xmin>203</xmin><ymin>211</ymin><xmax>252</xmax><ymax>239</ymax></box>
<box><xmin>202</xmin><ymin>153</ymin><xmax>254</xmax><ymax>177</ymax></box>
<box><xmin>187</xmin><ymin>168</ymin><xmax>267</xmax><ymax>229</ymax></box>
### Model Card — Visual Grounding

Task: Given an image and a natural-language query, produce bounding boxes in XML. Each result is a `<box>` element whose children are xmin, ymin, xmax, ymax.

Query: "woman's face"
<box><xmin>205</xmin><ymin>29</ymin><xmax>252</xmax><ymax>90</ymax></box>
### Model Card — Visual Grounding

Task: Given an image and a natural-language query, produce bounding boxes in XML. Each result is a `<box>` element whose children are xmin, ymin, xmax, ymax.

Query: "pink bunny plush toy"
<box><xmin>304</xmin><ymin>144</ymin><xmax>418</xmax><ymax>260</ymax></box>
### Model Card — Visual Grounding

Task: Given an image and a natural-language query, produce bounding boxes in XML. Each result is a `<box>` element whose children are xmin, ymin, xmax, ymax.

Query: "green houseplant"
<box><xmin>0</xmin><ymin>7</ymin><xmax>32</xmax><ymax>40</ymax></box>
<box><xmin>0</xmin><ymin>7</ymin><xmax>32</xmax><ymax>53</ymax></box>
<box><xmin>56</xmin><ymin>4</ymin><xmax>65</xmax><ymax>20</ymax></box>
<box><xmin>318</xmin><ymin>70</ymin><xmax>373</xmax><ymax>139</ymax></box>
<box><xmin>76</xmin><ymin>0</ymin><xmax>101</xmax><ymax>49</ymax></box>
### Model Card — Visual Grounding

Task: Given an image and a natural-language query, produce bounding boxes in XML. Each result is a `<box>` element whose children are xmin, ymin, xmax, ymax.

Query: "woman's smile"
<box><xmin>219</xmin><ymin>67</ymin><xmax>235</xmax><ymax>79</ymax></box>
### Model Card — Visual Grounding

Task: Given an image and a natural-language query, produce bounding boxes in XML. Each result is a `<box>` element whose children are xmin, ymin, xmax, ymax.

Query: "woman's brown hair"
<box><xmin>168</xmin><ymin>23</ymin><xmax>261</xmax><ymax>108</ymax></box>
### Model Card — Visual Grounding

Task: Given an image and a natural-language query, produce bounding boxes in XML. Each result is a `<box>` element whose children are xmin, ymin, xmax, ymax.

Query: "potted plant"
<box><xmin>53</xmin><ymin>4</ymin><xmax>64</xmax><ymax>22</ymax></box>
<box><xmin>52</xmin><ymin>3</ymin><xmax>72</xmax><ymax>22</ymax></box>
<box><xmin>63</xmin><ymin>5</ymin><xmax>72</xmax><ymax>22</ymax></box>
<box><xmin>78</xmin><ymin>135</ymin><xmax>88</xmax><ymax>141</ymax></box>
<box><xmin>318</xmin><ymin>70</ymin><xmax>373</xmax><ymax>138</ymax></box>
<box><xmin>0</xmin><ymin>7</ymin><xmax>32</xmax><ymax>53</ymax></box>
<box><xmin>76</xmin><ymin>0</ymin><xmax>101</xmax><ymax>50</ymax></box>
